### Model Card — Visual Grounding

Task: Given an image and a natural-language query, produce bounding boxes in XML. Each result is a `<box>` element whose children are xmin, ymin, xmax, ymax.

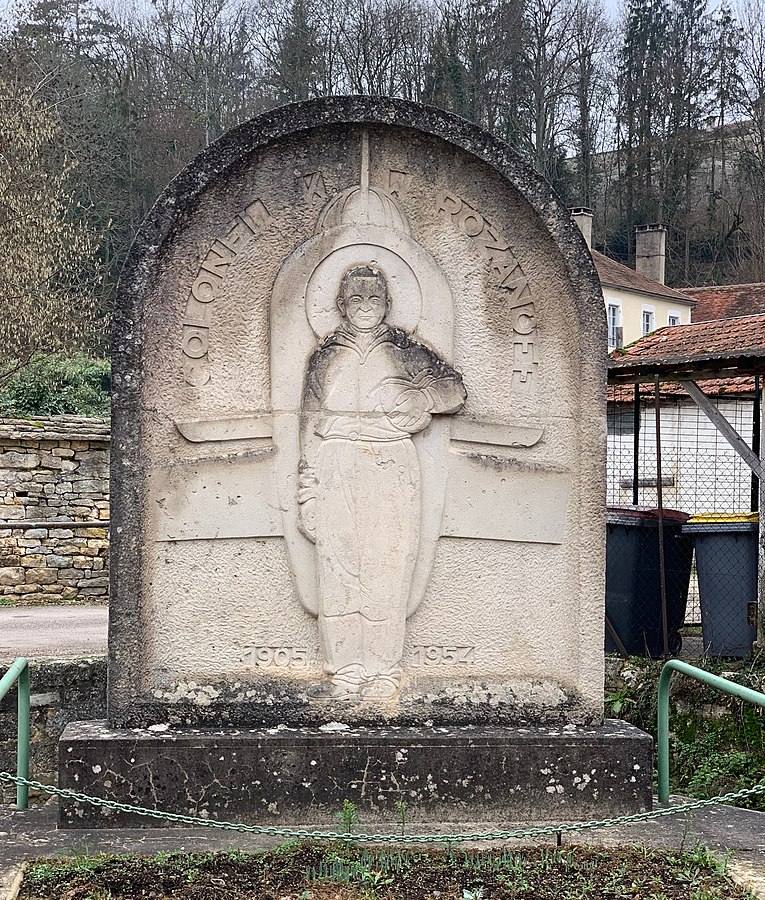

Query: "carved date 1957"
<box><xmin>411</xmin><ymin>645</ymin><xmax>475</xmax><ymax>666</ymax></box>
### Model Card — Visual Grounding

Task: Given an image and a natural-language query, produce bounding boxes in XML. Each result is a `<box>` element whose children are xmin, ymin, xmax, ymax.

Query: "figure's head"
<box><xmin>337</xmin><ymin>266</ymin><xmax>390</xmax><ymax>331</ymax></box>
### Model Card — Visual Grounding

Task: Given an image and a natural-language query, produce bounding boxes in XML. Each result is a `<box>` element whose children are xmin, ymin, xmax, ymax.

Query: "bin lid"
<box><xmin>683</xmin><ymin>511</ymin><xmax>759</xmax><ymax>533</ymax></box>
<box><xmin>686</xmin><ymin>512</ymin><xmax>759</xmax><ymax>524</ymax></box>
<box><xmin>607</xmin><ymin>505</ymin><xmax>691</xmax><ymax>525</ymax></box>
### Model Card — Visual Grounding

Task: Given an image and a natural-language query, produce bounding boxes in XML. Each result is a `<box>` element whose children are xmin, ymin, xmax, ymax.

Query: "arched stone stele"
<box><xmin>109</xmin><ymin>97</ymin><xmax>608</xmax><ymax>729</ymax></box>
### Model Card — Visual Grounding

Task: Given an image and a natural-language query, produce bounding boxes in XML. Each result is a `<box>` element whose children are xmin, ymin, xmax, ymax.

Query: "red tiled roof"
<box><xmin>591</xmin><ymin>250</ymin><xmax>695</xmax><ymax>304</ymax></box>
<box><xmin>608</xmin><ymin>375</ymin><xmax>757</xmax><ymax>403</ymax></box>
<box><xmin>608</xmin><ymin>312</ymin><xmax>765</xmax><ymax>383</ymax></box>
<box><xmin>612</xmin><ymin>313</ymin><xmax>765</xmax><ymax>361</ymax></box>
<box><xmin>678</xmin><ymin>283</ymin><xmax>765</xmax><ymax>322</ymax></box>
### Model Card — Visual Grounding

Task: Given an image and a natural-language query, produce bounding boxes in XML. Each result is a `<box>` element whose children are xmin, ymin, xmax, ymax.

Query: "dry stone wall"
<box><xmin>0</xmin><ymin>417</ymin><xmax>110</xmax><ymax>604</ymax></box>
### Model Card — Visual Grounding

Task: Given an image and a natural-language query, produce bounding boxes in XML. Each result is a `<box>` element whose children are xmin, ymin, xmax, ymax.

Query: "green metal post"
<box><xmin>657</xmin><ymin>663</ymin><xmax>673</xmax><ymax>804</ymax></box>
<box><xmin>658</xmin><ymin>659</ymin><xmax>765</xmax><ymax>804</ymax></box>
<box><xmin>0</xmin><ymin>657</ymin><xmax>30</xmax><ymax>810</ymax></box>
<box><xmin>17</xmin><ymin>661</ymin><xmax>30</xmax><ymax>810</ymax></box>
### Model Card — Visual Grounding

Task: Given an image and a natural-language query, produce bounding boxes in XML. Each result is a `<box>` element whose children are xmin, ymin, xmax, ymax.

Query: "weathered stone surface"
<box><xmin>20</xmin><ymin>554</ymin><xmax>46</xmax><ymax>567</ymax></box>
<box><xmin>58</xmin><ymin>719</ymin><xmax>651</xmax><ymax>828</ymax></box>
<box><xmin>110</xmin><ymin>97</ymin><xmax>607</xmax><ymax>731</ymax></box>
<box><xmin>0</xmin><ymin>451</ymin><xmax>39</xmax><ymax>469</ymax></box>
<box><xmin>25</xmin><ymin>567</ymin><xmax>58</xmax><ymax>585</ymax></box>
<box><xmin>79</xmin><ymin>576</ymin><xmax>109</xmax><ymax>588</ymax></box>
<box><xmin>46</xmin><ymin>555</ymin><xmax>72</xmax><ymax>568</ymax></box>
<box><xmin>30</xmin><ymin>591</ymin><xmax>67</xmax><ymax>602</ymax></box>
<box><xmin>0</xmin><ymin>415</ymin><xmax>110</xmax><ymax>604</ymax></box>
<box><xmin>0</xmin><ymin>566</ymin><xmax>23</xmax><ymax>585</ymax></box>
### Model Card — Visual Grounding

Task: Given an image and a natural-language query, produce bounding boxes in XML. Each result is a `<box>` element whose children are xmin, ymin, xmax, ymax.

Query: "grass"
<box><xmin>608</xmin><ymin>654</ymin><xmax>765</xmax><ymax>809</ymax></box>
<box><xmin>18</xmin><ymin>841</ymin><xmax>754</xmax><ymax>899</ymax></box>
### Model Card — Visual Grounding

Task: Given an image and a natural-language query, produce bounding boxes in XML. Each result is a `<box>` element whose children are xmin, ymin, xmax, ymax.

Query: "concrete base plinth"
<box><xmin>58</xmin><ymin>720</ymin><xmax>652</xmax><ymax>828</ymax></box>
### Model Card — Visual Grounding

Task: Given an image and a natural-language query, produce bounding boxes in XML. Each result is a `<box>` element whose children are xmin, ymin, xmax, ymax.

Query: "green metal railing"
<box><xmin>657</xmin><ymin>659</ymin><xmax>765</xmax><ymax>804</ymax></box>
<box><xmin>0</xmin><ymin>657</ymin><xmax>30</xmax><ymax>809</ymax></box>
<box><xmin>3</xmin><ymin>655</ymin><xmax>765</xmax><ymax>822</ymax></box>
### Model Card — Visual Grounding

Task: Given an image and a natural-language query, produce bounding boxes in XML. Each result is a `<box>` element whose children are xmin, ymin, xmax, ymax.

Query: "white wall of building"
<box><xmin>607</xmin><ymin>396</ymin><xmax>756</xmax><ymax>513</ymax></box>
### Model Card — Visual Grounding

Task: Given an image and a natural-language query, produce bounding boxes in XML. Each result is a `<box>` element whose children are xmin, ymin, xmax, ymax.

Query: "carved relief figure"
<box><xmin>298</xmin><ymin>265</ymin><xmax>466</xmax><ymax>699</ymax></box>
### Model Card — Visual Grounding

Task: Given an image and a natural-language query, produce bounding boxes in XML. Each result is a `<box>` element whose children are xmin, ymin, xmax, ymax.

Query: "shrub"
<box><xmin>0</xmin><ymin>352</ymin><xmax>110</xmax><ymax>417</ymax></box>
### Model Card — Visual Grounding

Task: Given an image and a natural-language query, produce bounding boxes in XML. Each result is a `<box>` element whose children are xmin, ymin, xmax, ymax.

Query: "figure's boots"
<box><xmin>360</xmin><ymin>672</ymin><xmax>400</xmax><ymax>700</ymax></box>
<box><xmin>306</xmin><ymin>664</ymin><xmax>365</xmax><ymax>701</ymax></box>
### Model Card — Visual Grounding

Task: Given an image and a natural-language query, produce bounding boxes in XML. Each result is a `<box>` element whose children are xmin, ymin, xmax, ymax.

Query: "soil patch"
<box><xmin>18</xmin><ymin>840</ymin><xmax>753</xmax><ymax>899</ymax></box>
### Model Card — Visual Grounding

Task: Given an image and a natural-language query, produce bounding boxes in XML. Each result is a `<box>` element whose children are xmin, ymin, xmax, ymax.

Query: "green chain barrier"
<box><xmin>3</xmin><ymin>771</ymin><xmax>765</xmax><ymax>844</ymax></box>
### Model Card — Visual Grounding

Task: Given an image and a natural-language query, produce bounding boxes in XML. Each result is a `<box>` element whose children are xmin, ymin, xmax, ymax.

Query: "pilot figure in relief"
<box><xmin>299</xmin><ymin>265</ymin><xmax>466</xmax><ymax>700</ymax></box>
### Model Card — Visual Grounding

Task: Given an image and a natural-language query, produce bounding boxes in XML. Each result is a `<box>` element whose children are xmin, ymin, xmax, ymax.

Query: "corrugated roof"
<box><xmin>608</xmin><ymin>312</ymin><xmax>765</xmax><ymax>383</ymax></box>
<box><xmin>678</xmin><ymin>282</ymin><xmax>765</xmax><ymax>322</ymax></box>
<box><xmin>592</xmin><ymin>250</ymin><xmax>695</xmax><ymax>304</ymax></box>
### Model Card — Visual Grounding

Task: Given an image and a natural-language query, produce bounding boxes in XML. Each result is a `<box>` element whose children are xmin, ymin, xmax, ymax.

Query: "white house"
<box><xmin>569</xmin><ymin>210</ymin><xmax>696</xmax><ymax>351</ymax></box>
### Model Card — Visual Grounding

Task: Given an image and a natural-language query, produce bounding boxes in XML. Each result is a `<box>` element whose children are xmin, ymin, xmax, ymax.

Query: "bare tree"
<box><xmin>0</xmin><ymin>72</ymin><xmax>103</xmax><ymax>384</ymax></box>
<box><xmin>334</xmin><ymin>0</ymin><xmax>429</xmax><ymax>96</ymax></box>
<box><xmin>733</xmin><ymin>0</ymin><xmax>765</xmax><ymax>280</ymax></box>
<box><xmin>519</xmin><ymin>0</ymin><xmax>580</xmax><ymax>186</ymax></box>
<box><xmin>567</xmin><ymin>0</ymin><xmax>613</xmax><ymax>210</ymax></box>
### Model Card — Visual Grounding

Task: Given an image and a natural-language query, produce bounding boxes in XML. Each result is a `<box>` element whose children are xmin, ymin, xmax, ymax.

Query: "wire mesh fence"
<box><xmin>606</xmin><ymin>378</ymin><xmax>761</xmax><ymax>660</ymax></box>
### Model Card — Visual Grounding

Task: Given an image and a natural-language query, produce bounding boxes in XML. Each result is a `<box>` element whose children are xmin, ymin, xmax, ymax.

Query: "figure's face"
<box><xmin>338</xmin><ymin>276</ymin><xmax>389</xmax><ymax>331</ymax></box>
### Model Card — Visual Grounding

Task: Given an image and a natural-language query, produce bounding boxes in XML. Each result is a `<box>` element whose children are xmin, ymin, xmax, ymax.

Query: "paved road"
<box><xmin>0</xmin><ymin>606</ymin><xmax>108</xmax><ymax>661</ymax></box>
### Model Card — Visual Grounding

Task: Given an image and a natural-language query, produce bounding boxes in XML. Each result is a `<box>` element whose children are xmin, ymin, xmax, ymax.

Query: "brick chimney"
<box><xmin>635</xmin><ymin>224</ymin><xmax>666</xmax><ymax>285</ymax></box>
<box><xmin>569</xmin><ymin>207</ymin><xmax>593</xmax><ymax>249</ymax></box>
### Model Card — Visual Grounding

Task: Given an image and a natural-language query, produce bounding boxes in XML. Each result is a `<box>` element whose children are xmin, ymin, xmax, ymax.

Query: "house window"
<box><xmin>607</xmin><ymin>304</ymin><xmax>622</xmax><ymax>347</ymax></box>
<box><xmin>608</xmin><ymin>406</ymin><xmax>635</xmax><ymax>435</ymax></box>
<box><xmin>642</xmin><ymin>309</ymin><xmax>655</xmax><ymax>336</ymax></box>
<box><xmin>668</xmin><ymin>312</ymin><xmax>680</xmax><ymax>326</ymax></box>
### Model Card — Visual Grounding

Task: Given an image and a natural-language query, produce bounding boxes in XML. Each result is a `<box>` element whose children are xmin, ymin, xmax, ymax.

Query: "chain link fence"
<box><xmin>606</xmin><ymin>379</ymin><xmax>761</xmax><ymax>659</ymax></box>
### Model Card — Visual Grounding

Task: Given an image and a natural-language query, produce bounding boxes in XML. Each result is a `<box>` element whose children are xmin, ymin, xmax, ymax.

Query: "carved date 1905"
<box><xmin>241</xmin><ymin>646</ymin><xmax>307</xmax><ymax>667</ymax></box>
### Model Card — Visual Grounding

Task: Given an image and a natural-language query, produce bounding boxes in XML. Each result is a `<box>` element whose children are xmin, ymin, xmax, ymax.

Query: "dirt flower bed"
<box><xmin>19</xmin><ymin>840</ymin><xmax>752</xmax><ymax>899</ymax></box>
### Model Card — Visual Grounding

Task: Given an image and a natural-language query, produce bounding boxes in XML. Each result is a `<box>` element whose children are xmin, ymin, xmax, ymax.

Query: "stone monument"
<box><xmin>60</xmin><ymin>98</ymin><xmax>652</xmax><ymax>827</ymax></box>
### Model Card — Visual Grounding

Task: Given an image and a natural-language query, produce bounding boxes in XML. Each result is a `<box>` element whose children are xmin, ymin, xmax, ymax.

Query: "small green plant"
<box><xmin>394</xmin><ymin>796</ymin><xmax>407</xmax><ymax>834</ymax></box>
<box><xmin>24</xmin><ymin>863</ymin><xmax>60</xmax><ymax>885</ymax></box>
<box><xmin>360</xmin><ymin>867</ymin><xmax>395</xmax><ymax>888</ymax></box>
<box><xmin>606</xmin><ymin>686</ymin><xmax>636</xmax><ymax>716</ymax></box>
<box><xmin>679</xmin><ymin>809</ymin><xmax>696</xmax><ymax>852</ymax></box>
<box><xmin>338</xmin><ymin>798</ymin><xmax>358</xmax><ymax>834</ymax></box>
